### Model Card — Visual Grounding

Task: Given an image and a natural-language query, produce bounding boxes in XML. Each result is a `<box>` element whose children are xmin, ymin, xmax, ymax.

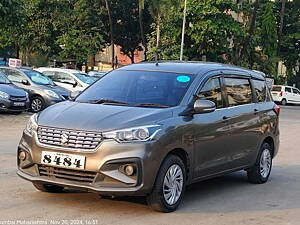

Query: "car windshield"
<box><xmin>272</xmin><ymin>86</ymin><xmax>282</xmax><ymax>92</ymax></box>
<box><xmin>73</xmin><ymin>73</ymin><xmax>94</xmax><ymax>84</ymax></box>
<box><xmin>76</xmin><ymin>70</ymin><xmax>196</xmax><ymax>107</ymax></box>
<box><xmin>22</xmin><ymin>70</ymin><xmax>54</xmax><ymax>85</ymax></box>
<box><xmin>0</xmin><ymin>71</ymin><xmax>11</xmax><ymax>84</ymax></box>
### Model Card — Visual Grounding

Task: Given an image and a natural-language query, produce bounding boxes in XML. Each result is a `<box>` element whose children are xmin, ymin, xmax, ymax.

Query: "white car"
<box><xmin>271</xmin><ymin>85</ymin><xmax>300</xmax><ymax>105</ymax></box>
<box><xmin>35</xmin><ymin>68</ymin><xmax>94</xmax><ymax>92</ymax></box>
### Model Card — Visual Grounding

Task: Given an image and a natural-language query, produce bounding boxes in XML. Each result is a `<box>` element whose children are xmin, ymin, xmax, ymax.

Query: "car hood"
<box><xmin>0</xmin><ymin>84</ymin><xmax>26</xmax><ymax>97</ymax></box>
<box><xmin>38</xmin><ymin>101</ymin><xmax>173</xmax><ymax>132</ymax></box>
<box><xmin>40</xmin><ymin>84</ymin><xmax>70</xmax><ymax>96</ymax></box>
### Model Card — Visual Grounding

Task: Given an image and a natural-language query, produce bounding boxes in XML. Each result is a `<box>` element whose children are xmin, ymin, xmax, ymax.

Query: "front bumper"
<box><xmin>17</xmin><ymin>131</ymin><xmax>162</xmax><ymax>196</ymax></box>
<box><xmin>0</xmin><ymin>98</ymin><xmax>29</xmax><ymax>112</ymax></box>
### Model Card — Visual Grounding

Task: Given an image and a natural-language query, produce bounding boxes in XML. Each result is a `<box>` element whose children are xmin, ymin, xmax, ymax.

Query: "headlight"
<box><xmin>44</xmin><ymin>90</ymin><xmax>60</xmax><ymax>99</ymax></box>
<box><xmin>102</xmin><ymin>125</ymin><xmax>161</xmax><ymax>143</ymax></box>
<box><xmin>24</xmin><ymin>114</ymin><xmax>38</xmax><ymax>136</ymax></box>
<box><xmin>0</xmin><ymin>91</ymin><xmax>9</xmax><ymax>99</ymax></box>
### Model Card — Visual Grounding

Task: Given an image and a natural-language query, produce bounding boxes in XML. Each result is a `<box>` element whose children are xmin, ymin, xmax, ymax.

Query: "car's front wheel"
<box><xmin>30</xmin><ymin>96</ymin><xmax>45</xmax><ymax>112</ymax></box>
<box><xmin>247</xmin><ymin>142</ymin><xmax>273</xmax><ymax>184</ymax></box>
<box><xmin>147</xmin><ymin>155</ymin><xmax>186</xmax><ymax>212</ymax></box>
<box><xmin>33</xmin><ymin>183</ymin><xmax>64</xmax><ymax>193</ymax></box>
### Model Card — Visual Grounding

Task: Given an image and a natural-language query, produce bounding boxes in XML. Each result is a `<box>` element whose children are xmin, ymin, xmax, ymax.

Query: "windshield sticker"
<box><xmin>176</xmin><ymin>75</ymin><xmax>191</xmax><ymax>83</ymax></box>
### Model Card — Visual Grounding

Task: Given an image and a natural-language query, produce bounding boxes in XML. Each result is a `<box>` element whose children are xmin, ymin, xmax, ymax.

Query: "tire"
<box><xmin>281</xmin><ymin>99</ymin><xmax>287</xmax><ymax>106</ymax></box>
<box><xmin>30</xmin><ymin>96</ymin><xmax>45</xmax><ymax>113</ymax></box>
<box><xmin>33</xmin><ymin>183</ymin><xmax>64</xmax><ymax>193</ymax></box>
<box><xmin>147</xmin><ymin>155</ymin><xmax>186</xmax><ymax>212</ymax></box>
<box><xmin>247</xmin><ymin>142</ymin><xmax>273</xmax><ymax>184</ymax></box>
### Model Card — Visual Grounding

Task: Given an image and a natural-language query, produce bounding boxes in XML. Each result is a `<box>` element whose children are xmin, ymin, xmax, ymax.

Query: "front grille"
<box><xmin>37</xmin><ymin>127</ymin><xmax>103</xmax><ymax>150</ymax></box>
<box><xmin>38</xmin><ymin>165</ymin><xmax>97</xmax><ymax>183</ymax></box>
<box><xmin>9</xmin><ymin>96</ymin><xmax>27</xmax><ymax>102</ymax></box>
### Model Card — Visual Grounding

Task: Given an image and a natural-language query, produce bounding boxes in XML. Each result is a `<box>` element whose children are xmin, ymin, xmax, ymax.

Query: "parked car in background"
<box><xmin>271</xmin><ymin>85</ymin><xmax>300</xmax><ymax>105</ymax></box>
<box><xmin>88</xmin><ymin>71</ymin><xmax>107</xmax><ymax>80</ymax></box>
<box><xmin>18</xmin><ymin>62</ymin><xmax>279</xmax><ymax>212</ymax></box>
<box><xmin>36</xmin><ymin>68</ymin><xmax>94</xmax><ymax>92</ymax></box>
<box><xmin>0</xmin><ymin>67</ymin><xmax>70</xmax><ymax>112</ymax></box>
<box><xmin>0</xmin><ymin>71</ymin><xmax>29</xmax><ymax>113</ymax></box>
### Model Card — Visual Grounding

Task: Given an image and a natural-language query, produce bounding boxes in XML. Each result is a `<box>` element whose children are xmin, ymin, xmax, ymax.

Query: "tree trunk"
<box><xmin>138</xmin><ymin>1</ymin><xmax>147</xmax><ymax>61</ymax></box>
<box><xmin>156</xmin><ymin>16</ymin><xmax>161</xmax><ymax>49</ymax></box>
<box><xmin>105</xmin><ymin>0</ymin><xmax>115</xmax><ymax>69</ymax></box>
<box><xmin>278</xmin><ymin>0</ymin><xmax>286</xmax><ymax>54</ymax></box>
<box><xmin>239</xmin><ymin>0</ymin><xmax>260</xmax><ymax>60</ymax></box>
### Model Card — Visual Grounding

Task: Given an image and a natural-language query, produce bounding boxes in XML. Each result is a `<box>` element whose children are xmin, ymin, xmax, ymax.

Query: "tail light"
<box><xmin>279</xmin><ymin>91</ymin><xmax>284</xmax><ymax>97</ymax></box>
<box><xmin>273</xmin><ymin>104</ymin><xmax>280</xmax><ymax>116</ymax></box>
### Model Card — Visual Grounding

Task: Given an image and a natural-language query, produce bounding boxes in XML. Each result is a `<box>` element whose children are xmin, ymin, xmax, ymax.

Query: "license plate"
<box><xmin>13</xmin><ymin>102</ymin><xmax>25</xmax><ymax>106</ymax></box>
<box><xmin>41</xmin><ymin>151</ymin><xmax>86</xmax><ymax>169</ymax></box>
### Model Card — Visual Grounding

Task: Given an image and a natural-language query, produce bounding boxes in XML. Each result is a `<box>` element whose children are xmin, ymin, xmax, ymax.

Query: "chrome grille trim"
<box><xmin>37</xmin><ymin>126</ymin><xmax>103</xmax><ymax>151</ymax></box>
<box><xmin>38</xmin><ymin>165</ymin><xmax>97</xmax><ymax>183</ymax></box>
<box><xmin>9</xmin><ymin>96</ymin><xmax>27</xmax><ymax>102</ymax></box>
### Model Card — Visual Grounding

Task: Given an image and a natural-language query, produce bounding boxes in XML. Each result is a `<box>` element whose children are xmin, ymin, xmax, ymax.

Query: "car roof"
<box><xmin>118</xmin><ymin>61</ymin><xmax>265</xmax><ymax>80</ymax></box>
<box><xmin>37</xmin><ymin>67</ymin><xmax>81</xmax><ymax>74</ymax></box>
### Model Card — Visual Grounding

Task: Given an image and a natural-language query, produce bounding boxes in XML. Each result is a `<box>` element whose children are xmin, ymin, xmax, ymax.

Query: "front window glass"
<box><xmin>0</xmin><ymin>71</ymin><xmax>10</xmax><ymax>84</ymax></box>
<box><xmin>293</xmin><ymin>89</ymin><xmax>300</xmax><ymax>95</ymax></box>
<box><xmin>198</xmin><ymin>78</ymin><xmax>223</xmax><ymax>108</ymax></box>
<box><xmin>224</xmin><ymin>77</ymin><xmax>252</xmax><ymax>107</ymax></box>
<box><xmin>76</xmin><ymin>70</ymin><xmax>196</xmax><ymax>107</ymax></box>
<box><xmin>252</xmin><ymin>79</ymin><xmax>267</xmax><ymax>102</ymax></box>
<box><xmin>73</xmin><ymin>73</ymin><xmax>94</xmax><ymax>84</ymax></box>
<box><xmin>22</xmin><ymin>70</ymin><xmax>54</xmax><ymax>85</ymax></box>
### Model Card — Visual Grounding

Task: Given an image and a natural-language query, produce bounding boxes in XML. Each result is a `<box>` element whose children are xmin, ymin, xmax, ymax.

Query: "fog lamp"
<box><xmin>124</xmin><ymin>165</ymin><xmax>135</xmax><ymax>176</ymax></box>
<box><xmin>19</xmin><ymin>151</ymin><xmax>26</xmax><ymax>161</ymax></box>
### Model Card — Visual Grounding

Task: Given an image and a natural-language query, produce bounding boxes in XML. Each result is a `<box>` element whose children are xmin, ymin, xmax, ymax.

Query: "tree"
<box><xmin>279</xmin><ymin>0</ymin><xmax>300</xmax><ymax>86</ymax></box>
<box><xmin>138</xmin><ymin>0</ymin><xmax>148</xmax><ymax>59</ymax></box>
<box><xmin>57</xmin><ymin>0</ymin><xmax>108</xmax><ymax>66</ymax></box>
<box><xmin>111</xmin><ymin>0</ymin><xmax>147</xmax><ymax>63</ymax></box>
<box><xmin>0</xmin><ymin>0</ymin><xmax>24</xmax><ymax>27</ymax></box>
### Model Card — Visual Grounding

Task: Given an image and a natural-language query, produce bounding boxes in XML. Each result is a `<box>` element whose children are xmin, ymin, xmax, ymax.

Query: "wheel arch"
<box><xmin>165</xmin><ymin>148</ymin><xmax>191</xmax><ymax>181</ymax></box>
<box><xmin>262</xmin><ymin>136</ymin><xmax>275</xmax><ymax>157</ymax></box>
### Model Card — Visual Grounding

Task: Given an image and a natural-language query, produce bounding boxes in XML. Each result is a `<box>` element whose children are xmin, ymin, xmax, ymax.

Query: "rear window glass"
<box><xmin>285</xmin><ymin>87</ymin><xmax>292</xmax><ymax>93</ymax></box>
<box><xmin>272</xmin><ymin>86</ymin><xmax>282</xmax><ymax>92</ymax></box>
<box><xmin>252</xmin><ymin>79</ymin><xmax>267</xmax><ymax>102</ymax></box>
<box><xmin>224</xmin><ymin>77</ymin><xmax>252</xmax><ymax>107</ymax></box>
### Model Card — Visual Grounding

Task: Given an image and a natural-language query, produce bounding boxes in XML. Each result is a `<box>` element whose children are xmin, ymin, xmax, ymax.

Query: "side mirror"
<box><xmin>69</xmin><ymin>90</ymin><xmax>81</xmax><ymax>100</ymax></box>
<box><xmin>193</xmin><ymin>99</ymin><xmax>216</xmax><ymax>114</ymax></box>
<box><xmin>22</xmin><ymin>80</ymin><xmax>30</xmax><ymax>85</ymax></box>
<box><xmin>72</xmin><ymin>81</ymin><xmax>78</xmax><ymax>88</ymax></box>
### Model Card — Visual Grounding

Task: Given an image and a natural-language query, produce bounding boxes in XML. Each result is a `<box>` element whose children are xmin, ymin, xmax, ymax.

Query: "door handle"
<box><xmin>254</xmin><ymin>109</ymin><xmax>259</xmax><ymax>112</ymax></box>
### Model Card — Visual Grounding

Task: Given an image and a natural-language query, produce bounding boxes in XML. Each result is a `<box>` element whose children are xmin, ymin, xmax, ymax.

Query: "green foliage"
<box><xmin>260</xmin><ymin>2</ymin><xmax>278</xmax><ymax>57</ymax></box>
<box><xmin>0</xmin><ymin>0</ymin><xmax>24</xmax><ymax>27</ymax></box>
<box><xmin>57</xmin><ymin>0</ymin><xmax>108</xmax><ymax>64</ymax></box>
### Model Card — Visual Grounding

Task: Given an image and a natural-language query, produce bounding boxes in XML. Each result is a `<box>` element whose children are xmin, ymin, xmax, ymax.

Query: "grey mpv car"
<box><xmin>17</xmin><ymin>62</ymin><xmax>280</xmax><ymax>212</ymax></box>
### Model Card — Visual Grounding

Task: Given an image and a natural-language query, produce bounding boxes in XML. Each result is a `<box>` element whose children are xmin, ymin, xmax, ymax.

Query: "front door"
<box><xmin>193</xmin><ymin>76</ymin><xmax>233</xmax><ymax>178</ymax></box>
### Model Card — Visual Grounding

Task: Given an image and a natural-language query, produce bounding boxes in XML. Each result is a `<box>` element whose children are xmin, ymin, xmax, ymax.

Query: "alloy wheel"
<box><xmin>31</xmin><ymin>98</ymin><xmax>43</xmax><ymax>112</ymax></box>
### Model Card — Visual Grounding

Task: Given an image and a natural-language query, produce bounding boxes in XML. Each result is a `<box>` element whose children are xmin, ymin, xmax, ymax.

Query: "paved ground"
<box><xmin>0</xmin><ymin>106</ymin><xmax>300</xmax><ymax>225</ymax></box>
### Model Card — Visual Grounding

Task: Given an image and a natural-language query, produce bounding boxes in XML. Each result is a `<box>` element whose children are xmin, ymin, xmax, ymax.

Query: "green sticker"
<box><xmin>177</xmin><ymin>75</ymin><xmax>191</xmax><ymax>83</ymax></box>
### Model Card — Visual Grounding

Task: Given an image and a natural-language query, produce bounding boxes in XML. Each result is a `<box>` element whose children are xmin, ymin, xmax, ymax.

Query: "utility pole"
<box><xmin>180</xmin><ymin>0</ymin><xmax>187</xmax><ymax>61</ymax></box>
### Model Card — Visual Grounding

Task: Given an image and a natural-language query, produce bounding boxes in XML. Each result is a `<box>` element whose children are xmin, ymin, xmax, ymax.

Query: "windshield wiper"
<box><xmin>79</xmin><ymin>99</ymin><xmax>130</xmax><ymax>105</ymax></box>
<box><xmin>134</xmin><ymin>103</ymin><xmax>170</xmax><ymax>108</ymax></box>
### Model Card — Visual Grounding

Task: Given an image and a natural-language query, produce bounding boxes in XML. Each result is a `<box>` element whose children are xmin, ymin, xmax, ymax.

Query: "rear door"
<box><xmin>292</xmin><ymin>88</ymin><xmax>300</xmax><ymax>104</ymax></box>
<box><xmin>284</xmin><ymin>87</ymin><xmax>293</xmax><ymax>103</ymax></box>
<box><xmin>221</xmin><ymin>73</ymin><xmax>261</xmax><ymax>168</ymax></box>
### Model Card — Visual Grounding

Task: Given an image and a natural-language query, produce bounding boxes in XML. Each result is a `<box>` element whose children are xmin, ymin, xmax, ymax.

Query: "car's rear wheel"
<box><xmin>281</xmin><ymin>98</ymin><xmax>287</xmax><ymax>106</ymax></box>
<box><xmin>147</xmin><ymin>155</ymin><xmax>186</xmax><ymax>212</ymax></box>
<box><xmin>30</xmin><ymin>96</ymin><xmax>45</xmax><ymax>112</ymax></box>
<box><xmin>247</xmin><ymin>142</ymin><xmax>273</xmax><ymax>184</ymax></box>
<box><xmin>33</xmin><ymin>183</ymin><xmax>64</xmax><ymax>193</ymax></box>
